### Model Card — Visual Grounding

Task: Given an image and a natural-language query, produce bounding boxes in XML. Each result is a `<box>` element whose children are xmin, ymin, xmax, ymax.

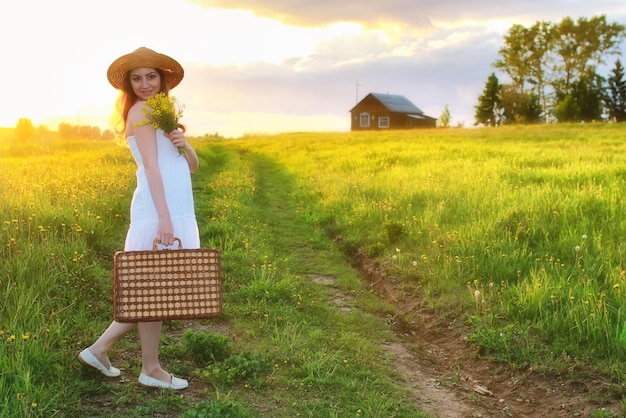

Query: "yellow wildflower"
<box><xmin>140</xmin><ymin>93</ymin><xmax>184</xmax><ymax>133</ymax></box>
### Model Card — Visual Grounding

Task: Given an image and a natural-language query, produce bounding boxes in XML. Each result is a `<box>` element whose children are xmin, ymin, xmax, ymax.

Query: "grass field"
<box><xmin>2</xmin><ymin>124</ymin><xmax>626</xmax><ymax>416</ymax></box>
<box><xmin>232</xmin><ymin>125</ymin><xmax>626</xmax><ymax>367</ymax></box>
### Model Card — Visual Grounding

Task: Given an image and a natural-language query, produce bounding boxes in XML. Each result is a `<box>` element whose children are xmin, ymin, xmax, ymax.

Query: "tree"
<box><xmin>493</xmin><ymin>24</ymin><xmax>535</xmax><ymax>92</ymax></box>
<box><xmin>439</xmin><ymin>104</ymin><xmax>451</xmax><ymax>128</ymax></box>
<box><xmin>500</xmin><ymin>85</ymin><xmax>542</xmax><ymax>124</ymax></box>
<box><xmin>605</xmin><ymin>59</ymin><xmax>626</xmax><ymax>122</ymax></box>
<box><xmin>15</xmin><ymin>118</ymin><xmax>34</xmax><ymax>142</ymax></box>
<box><xmin>78</xmin><ymin>125</ymin><xmax>102</xmax><ymax>139</ymax></box>
<box><xmin>576</xmin><ymin>72</ymin><xmax>605</xmax><ymax>122</ymax></box>
<box><xmin>552</xmin><ymin>16</ymin><xmax>625</xmax><ymax>93</ymax></box>
<box><xmin>493</xmin><ymin>15</ymin><xmax>625</xmax><ymax>122</ymax></box>
<box><xmin>475</xmin><ymin>73</ymin><xmax>502</xmax><ymax>126</ymax></box>
<box><xmin>494</xmin><ymin>21</ymin><xmax>554</xmax><ymax>123</ymax></box>
<box><xmin>526</xmin><ymin>21</ymin><xmax>554</xmax><ymax>122</ymax></box>
<box><xmin>58</xmin><ymin>122</ymin><xmax>108</xmax><ymax>140</ymax></box>
<box><xmin>554</xmin><ymin>71</ymin><xmax>604</xmax><ymax>122</ymax></box>
<box><xmin>494</xmin><ymin>22</ymin><xmax>554</xmax><ymax>95</ymax></box>
<box><xmin>102</xmin><ymin>129</ymin><xmax>115</xmax><ymax>140</ymax></box>
<box><xmin>58</xmin><ymin>122</ymin><xmax>75</xmax><ymax>139</ymax></box>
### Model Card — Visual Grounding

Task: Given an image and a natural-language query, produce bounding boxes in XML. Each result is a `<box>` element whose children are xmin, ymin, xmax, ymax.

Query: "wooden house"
<box><xmin>350</xmin><ymin>93</ymin><xmax>437</xmax><ymax>131</ymax></box>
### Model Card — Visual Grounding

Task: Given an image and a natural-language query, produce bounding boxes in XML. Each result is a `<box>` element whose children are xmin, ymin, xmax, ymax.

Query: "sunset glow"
<box><xmin>2</xmin><ymin>0</ymin><xmax>624</xmax><ymax>137</ymax></box>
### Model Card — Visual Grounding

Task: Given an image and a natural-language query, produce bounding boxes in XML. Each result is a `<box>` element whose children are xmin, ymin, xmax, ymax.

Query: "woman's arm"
<box><xmin>127</xmin><ymin>102</ymin><xmax>175</xmax><ymax>246</ymax></box>
<box><xmin>166</xmin><ymin>130</ymin><xmax>199</xmax><ymax>173</ymax></box>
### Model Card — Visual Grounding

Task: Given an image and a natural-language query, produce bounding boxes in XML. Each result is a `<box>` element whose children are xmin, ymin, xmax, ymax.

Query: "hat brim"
<box><xmin>107</xmin><ymin>47</ymin><xmax>184</xmax><ymax>90</ymax></box>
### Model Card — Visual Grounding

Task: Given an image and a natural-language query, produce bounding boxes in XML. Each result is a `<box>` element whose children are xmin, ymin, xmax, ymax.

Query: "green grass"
<box><xmin>0</xmin><ymin>137</ymin><xmax>135</xmax><ymax>416</ymax></box>
<box><xmin>0</xmin><ymin>134</ymin><xmax>424</xmax><ymax>417</ymax></box>
<box><xmin>219</xmin><ymin>124</ymin><xmax>626</xmax><ymax>379</ymax></box>
<box><xmin>2</xmin><ymin>123</ymin><xmax>626</xmax><ymax>416</ymax></box>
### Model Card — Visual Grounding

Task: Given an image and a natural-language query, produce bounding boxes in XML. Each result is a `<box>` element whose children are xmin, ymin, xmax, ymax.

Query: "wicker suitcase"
<box><xmin>112</xmin><ymin>238</ymin><xmax>222</xmax><ymax>322</ymax></box>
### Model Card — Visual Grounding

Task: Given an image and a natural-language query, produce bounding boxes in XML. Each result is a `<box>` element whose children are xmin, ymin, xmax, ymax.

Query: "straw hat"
<box><xmin>107</xmin><ymin>47</ymin><xmax>184</xmax><ymax>90</ymax></box>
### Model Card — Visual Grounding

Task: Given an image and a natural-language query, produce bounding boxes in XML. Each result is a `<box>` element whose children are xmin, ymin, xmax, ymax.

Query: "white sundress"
<box><xmin>124</xmin><ymin>130</ymin><xmax>200</xmax><ymax>251</ymax></box>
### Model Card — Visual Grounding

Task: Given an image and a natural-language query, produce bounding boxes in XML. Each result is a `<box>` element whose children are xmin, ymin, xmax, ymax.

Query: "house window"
<box><xmin>378</xmin><ymin>116</ymin><xmax>389</xmax><ymax>128</ymax></box>
<box><xmin>359</xmin><ymin>112</ymin><xmax>370</xmax><ymax>127</ymax></box>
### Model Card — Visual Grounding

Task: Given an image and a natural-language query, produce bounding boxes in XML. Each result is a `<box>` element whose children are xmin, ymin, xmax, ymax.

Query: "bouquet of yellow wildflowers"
<box><xmin>141</xmin><ymin>92</ymin><xmax>185</xmax><ymax>154</ymax></box>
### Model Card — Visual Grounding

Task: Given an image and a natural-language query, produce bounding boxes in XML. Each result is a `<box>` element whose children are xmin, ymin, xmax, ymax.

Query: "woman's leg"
<box><xmin>138</xmin><ymin>321</ymin><xmax>171</xmax><ymax>381</ymax></box>
<box><xmin>86</xmin><ymin>321</ymin><xmax>136</xmax><ymax>368</ymax></box>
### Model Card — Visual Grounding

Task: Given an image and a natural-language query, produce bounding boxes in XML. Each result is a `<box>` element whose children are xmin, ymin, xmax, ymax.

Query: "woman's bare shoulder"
<box><xmin>126</xmin><ymin>101</ymin><xmax>148</xmax><ymax>136</ymax></box>
<box><xmin>128</xmin><ymin>100</ymin><xmax>145</xmax><ymax>120</ymax></box>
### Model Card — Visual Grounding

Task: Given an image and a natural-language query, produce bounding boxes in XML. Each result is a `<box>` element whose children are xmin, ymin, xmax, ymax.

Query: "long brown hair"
<box><xmin>111</xmin><ymin>68</ymin><xmax>170</xmax><ymax>139</ymax></box>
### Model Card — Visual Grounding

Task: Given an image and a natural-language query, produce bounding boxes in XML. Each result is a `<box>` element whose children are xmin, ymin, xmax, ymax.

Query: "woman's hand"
<box><xmin>156</xmin><ymin>215</ymin><xmax>175</xmax><ymax>246</ymax></box>
<box><xmin>165</xmin><ymin>129</ymin><xmax>199</xmax><ymax>173</ymax></box>
<box><xmin>165</xmin><ymin>129</ymin><xmax>188</xmax><ymax>151</ymax></box>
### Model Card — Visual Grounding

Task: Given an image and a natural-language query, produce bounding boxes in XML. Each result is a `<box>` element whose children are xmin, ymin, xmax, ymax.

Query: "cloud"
<box><xmin>191</xmin><ymin>0</ymin><xmax>430</xmax><ymax>28</ymax></box>
<box><xmin>2</xmin><ymin>0</ymin><xmax>624</xmax><ymax>137</ymax></box>
<box><xmin>174</xmin><ymin>24</ymin><xmax>502</xmax><ymax>135</ymax></box>
<box><xmin>190</xmin><ymin>0</ymin><xmax>626</xmax><ymax>28</ymax></box>
<box><xmin>176</xmin><ymin>0</ymin><xmax>626</xmax><ymax>135</ymax></box>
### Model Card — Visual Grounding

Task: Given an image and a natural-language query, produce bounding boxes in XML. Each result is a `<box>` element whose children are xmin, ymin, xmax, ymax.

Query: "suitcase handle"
<box><xmin>152</xmin><ymin>237</ymin><xmax>183</xmax><ymax>250</ymax></box>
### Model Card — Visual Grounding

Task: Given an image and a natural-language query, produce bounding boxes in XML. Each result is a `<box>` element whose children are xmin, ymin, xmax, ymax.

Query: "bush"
<box><xmin>367</xmin><ymin>241</ymin><xmax>386</xmax><ymax>257</ymax></box>
<box><xmin>183</xmin><ymin>329</ymin><xmax>232</xmax><ymax>364</ymax></box>
<box><xmin>383</xmin><ymin>221</ymin><xmax>404</xmax><ymax>243</ymax></box>
<box><xmin>200</xmin><ymin>352</ymin><xmax>271</xmax><ymax>386</ymax></box>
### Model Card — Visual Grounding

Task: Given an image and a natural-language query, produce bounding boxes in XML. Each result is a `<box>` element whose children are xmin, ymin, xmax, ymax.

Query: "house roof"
<box><xmin>369</xmin><ymin>93</ymin><xmax>424</xmax><ymax>114</ymax></box>
<box><xmin>407</xmin><ymin>114</ymin><xmax>437</xmax><ymax>121</ymax></box>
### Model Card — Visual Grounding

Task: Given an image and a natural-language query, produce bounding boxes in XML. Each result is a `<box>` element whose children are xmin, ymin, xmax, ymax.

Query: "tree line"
<box><xmin>14</xmin><ymin>118</ymin><xmax>113</xmax><ymax>142</ymax></box>
<box><xmin>475</xmin><ymin>15</ymin><xmax>626</xmax><ymax>126</ymax></box>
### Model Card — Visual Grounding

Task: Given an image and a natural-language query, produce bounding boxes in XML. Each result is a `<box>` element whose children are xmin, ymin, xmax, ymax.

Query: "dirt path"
<box><xmin>341</xmin><ymin>256</ymin><xmax>624</xmax><ymax>418</ymax></box>
<box><xmin>250</xmin><ymin>151</ymin><xmax>620</xmax><ymax>416</ymax></box>
<box><xmin>83</xmin><ymin>152</ymin><xmax>622</xmax><ymax>417</ymax></box>
<box><xmin>185</xmin><ymin>148</ymin><xmax>622</xmax><ymax>417</ymax></box>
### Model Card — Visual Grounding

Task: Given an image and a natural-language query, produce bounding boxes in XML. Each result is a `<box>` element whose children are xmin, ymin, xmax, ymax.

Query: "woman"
<box><xmin>78</xmin><ymin>47</ymin><xmax>199</xmax><ymax>390</ymax></box>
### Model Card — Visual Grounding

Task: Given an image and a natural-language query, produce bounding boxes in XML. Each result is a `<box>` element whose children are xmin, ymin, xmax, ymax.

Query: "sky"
<box><xmin>1</xmin><ymin>0</ymin><xmax>625</xmax><ymax>138</ymax></box>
